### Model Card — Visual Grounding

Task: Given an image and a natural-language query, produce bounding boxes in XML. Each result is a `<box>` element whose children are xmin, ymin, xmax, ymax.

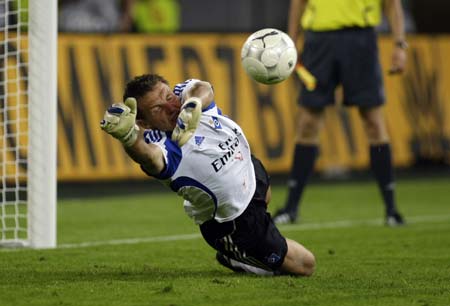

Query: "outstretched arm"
<box><xmin>125</xmin><ymin>136</ymin><xmax>166</xmax><ymax>176</ymax></box>
<box><xmin>101</xmin><ymin>97</ymin><xmax>166</xmax><ymax>176</ymax></box>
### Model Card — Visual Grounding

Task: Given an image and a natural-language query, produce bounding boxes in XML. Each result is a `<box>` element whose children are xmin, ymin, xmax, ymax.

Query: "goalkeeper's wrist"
<box><xmin>121</xmin><ymin>124</ymin><xmax>139</xmax><ymax>147</ymax></box>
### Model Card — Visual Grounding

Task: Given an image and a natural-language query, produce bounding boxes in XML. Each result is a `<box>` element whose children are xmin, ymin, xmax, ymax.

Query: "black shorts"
<box><xmin>300</xmin><ymin>27</ymin><xmax>385</xmax><ymax>108</ymax></box>
<box><xmin>199</xmin><ymin>155</ymin><xmax>288</xmax><ymax>272</ymax></box>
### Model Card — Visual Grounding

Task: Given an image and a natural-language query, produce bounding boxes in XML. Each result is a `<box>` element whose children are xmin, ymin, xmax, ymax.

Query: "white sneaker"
<box><xmin>273</xmin><ymin>211</ymin><xmax>297</xmax><ymax>224</ymax></box>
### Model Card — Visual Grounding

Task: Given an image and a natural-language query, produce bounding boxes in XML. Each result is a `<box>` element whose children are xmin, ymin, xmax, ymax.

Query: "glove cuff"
<box><xmin>121</xmin><ymin>124</ymin><xmax>139</xmax><ymax>147</ymax></box>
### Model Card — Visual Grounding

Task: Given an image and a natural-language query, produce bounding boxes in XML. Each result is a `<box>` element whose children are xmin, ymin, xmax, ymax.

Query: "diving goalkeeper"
<box><xmin>100</xmin><ymin>74</ymin><xmax>315</xmax><ymax>276</ymax></box>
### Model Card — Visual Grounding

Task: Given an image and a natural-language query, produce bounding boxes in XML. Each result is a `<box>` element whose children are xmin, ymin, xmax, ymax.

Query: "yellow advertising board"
<box><xmin>1</xmin><ymin>34</ymin><xmax>449</xmax><ymax>181</ymax></box>
<box><xmin>56</xmin><ymin>33</ymin><xmax>302</xmax><ymax>180</ymax></box>
<box><xmin>0</xmin><ymin>34</ymin><xmax>29</xmax><ymax>183</ymax></box>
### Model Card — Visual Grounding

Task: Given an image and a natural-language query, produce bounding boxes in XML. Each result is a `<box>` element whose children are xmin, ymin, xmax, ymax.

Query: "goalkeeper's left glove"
<box><xmin>100</xmin><ymin>97</ymin><xmax>139</xmax><ymax>147</ymax></box>
<box><xmin>171</xmin><ymin>97</ymin><xmax>202</xmax><ymax>147</ymax></box>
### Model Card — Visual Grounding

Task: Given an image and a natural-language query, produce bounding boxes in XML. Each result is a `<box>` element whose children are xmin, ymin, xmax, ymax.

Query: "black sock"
<box><xmin>283</xmin><ymin>144</ymin><xmax>319</xmax><ymax>214</ymax></box>
<box><xmin>369</xmin><ymin>144</ymin><xmax>397</xmax><ymax>216</ymax></box>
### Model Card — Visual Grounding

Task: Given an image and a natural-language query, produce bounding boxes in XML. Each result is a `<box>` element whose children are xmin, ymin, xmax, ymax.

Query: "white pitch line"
<box><xmin>279</xmin><ymin>214</ymin><xmax>450</xmax><ymax>232</ymax></box>
<box><xmin>55</xmin><ymin>214</ymin><xmax>450</xmax><ymax>249</ymax></box>
<box><xmin>58</xmin><ymin>233</ymin><xmax>201</xmax><ymax>249</ymax></box>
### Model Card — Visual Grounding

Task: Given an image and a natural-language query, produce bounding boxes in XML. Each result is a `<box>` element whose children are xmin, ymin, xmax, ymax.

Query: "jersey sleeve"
<box><xmin>142</xmin><ymin>129</ymin><xmax>182</xmax><ymax>180</ymax></box>
<box><xmin>173</xmin><ymin>79</ymin><xmax>201</xmax><ymax>102</ymax></box>
<box><xmin>173</xmin><ymin>79</ymin><xmax>224</xmax><ymax>115</ymax></box>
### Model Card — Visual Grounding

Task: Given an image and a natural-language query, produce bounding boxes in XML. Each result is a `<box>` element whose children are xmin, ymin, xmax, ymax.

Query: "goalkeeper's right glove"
<box><xmin>171</xmin><ymin>97</ymin><xmax>202</xmax><ymax>147</ymax></box>
<box><xmin>100</xmin><ymin>97</ymin><xmax>139</xmax><ymax>147</ymax></box>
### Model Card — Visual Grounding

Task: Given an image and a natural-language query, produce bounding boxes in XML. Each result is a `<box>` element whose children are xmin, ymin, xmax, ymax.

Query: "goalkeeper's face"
<box><xmin>137</xmin><ymin>82</ymin><xmax>182</xmax><ymax>131</ymax></box>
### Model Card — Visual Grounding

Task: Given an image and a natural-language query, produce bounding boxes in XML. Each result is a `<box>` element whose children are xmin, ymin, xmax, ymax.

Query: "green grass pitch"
<box><xmin>1</xmin><ymin>176</ymin><xmax>449</xmax><ymax>306</ymax></box>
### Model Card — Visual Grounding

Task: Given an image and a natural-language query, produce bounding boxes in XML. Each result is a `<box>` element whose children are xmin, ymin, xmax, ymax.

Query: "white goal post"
<box><xmin>0</xmin><ymin>0</ymin><xmax>57</xmax><ymax>248</ymax></box>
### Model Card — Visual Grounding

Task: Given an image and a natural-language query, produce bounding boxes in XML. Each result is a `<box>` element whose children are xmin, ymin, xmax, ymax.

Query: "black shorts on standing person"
<box><xmin>301</xmin><ymin>27</ymin><xmax>384</xmax><ymax>109</ymax></box>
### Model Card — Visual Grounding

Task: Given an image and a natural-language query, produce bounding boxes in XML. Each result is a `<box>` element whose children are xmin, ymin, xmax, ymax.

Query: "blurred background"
<box><xmin>56</xmin><ymin>0</ymin><xmax>447</xmax><ymax>34</ymax></box>
<box><xmin>57</xmin><ymin>0</ymin><xmax>450</xmax><ymax>194</ymax></box>
<box><xmin>4</xmin><ymin>0</ymin><xmax>450</xmax><ymax>196</ymax></box>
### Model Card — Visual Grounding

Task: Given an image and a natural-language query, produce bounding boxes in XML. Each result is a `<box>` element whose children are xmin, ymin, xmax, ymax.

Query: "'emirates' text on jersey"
<box><xmin>143</xmin><ymin>79</ymin><xmax>256</xmax><ymax>225</ymax></box>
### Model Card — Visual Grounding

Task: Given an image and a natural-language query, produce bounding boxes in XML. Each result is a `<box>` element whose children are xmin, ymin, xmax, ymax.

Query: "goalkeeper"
<box><xmin>100</xmin><ymin>74</ymin><xmax>315</xmax><ymax>276</ymax></box>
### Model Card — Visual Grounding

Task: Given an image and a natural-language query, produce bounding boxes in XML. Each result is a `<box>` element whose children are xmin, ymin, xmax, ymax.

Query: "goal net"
<box><xmin>0</xmin><ymin>0</ymin><xmax>57</xmax><ymax>248</ymax></box>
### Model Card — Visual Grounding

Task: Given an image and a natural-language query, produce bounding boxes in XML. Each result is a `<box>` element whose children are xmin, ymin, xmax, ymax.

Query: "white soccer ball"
<box><xmin>241</xmin><ymin>28</ymin><xmax>297</xmax><ymax>85</ymax></box>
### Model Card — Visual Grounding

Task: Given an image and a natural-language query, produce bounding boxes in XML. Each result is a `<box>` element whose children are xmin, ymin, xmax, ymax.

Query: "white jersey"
<box><xmin>143</xmin><ymin>80</ymin><xmax>256</xmax><ymax>225</ymax></box>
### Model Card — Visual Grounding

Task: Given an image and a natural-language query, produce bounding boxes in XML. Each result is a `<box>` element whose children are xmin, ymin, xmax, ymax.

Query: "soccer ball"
<box><xmin>241</xmin><ymin>28</ymin><xmax>297</xmax><ymax>85</ymax></box>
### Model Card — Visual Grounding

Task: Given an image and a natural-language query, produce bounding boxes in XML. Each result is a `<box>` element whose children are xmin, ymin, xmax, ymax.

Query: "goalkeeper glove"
<box><xmin>171</xmin><ymin>97</ymin><xmax>202</xmax><ymax>147</ymax></box>
<box><xmin>100</xmin><ymin>97</ymin><xmax>139</xmax><ymax>147</ymax></box>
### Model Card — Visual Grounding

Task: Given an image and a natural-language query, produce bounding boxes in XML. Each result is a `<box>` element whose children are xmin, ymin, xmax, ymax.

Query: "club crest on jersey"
<box><xmin>194</xmin><ymin>135</ymin><xmax>205</xmax><ymax>146</ymax></box>
<box><xmin>209</xmin><ymin>116</ymin><xmax>222</xmax><ymax>129</ymax></box>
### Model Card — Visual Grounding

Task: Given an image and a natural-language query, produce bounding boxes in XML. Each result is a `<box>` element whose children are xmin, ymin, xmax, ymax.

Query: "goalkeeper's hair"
<box><xmin>123</xmin><ymin>74</ymin><xmax>169</xmax><ymax>120</ymax></box>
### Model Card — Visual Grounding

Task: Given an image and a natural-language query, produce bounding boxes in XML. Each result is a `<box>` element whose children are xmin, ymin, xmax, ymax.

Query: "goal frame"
<box><xmin>0</xmin><ymin>0</ymin><xmax>57</xmax><ymax>248</ymax></box>
<box><xmin>27</xmin><ymin>0</ymin><xmax>58</xmax><ymax>248</ymax></box>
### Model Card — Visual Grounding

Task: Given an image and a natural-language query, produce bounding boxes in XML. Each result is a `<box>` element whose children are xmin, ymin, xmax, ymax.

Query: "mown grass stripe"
<box><xmin>57</xmin><ymin>214</ymin><xmax>450</xmax><ymax>249</ymax></box>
